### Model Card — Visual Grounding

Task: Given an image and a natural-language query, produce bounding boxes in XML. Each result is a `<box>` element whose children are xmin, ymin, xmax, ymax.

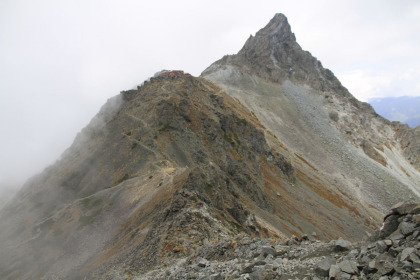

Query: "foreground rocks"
<box><xmin>107</xmin><ymin>201</ymin><xmax>420</xmax><ymax>280</ymax></box>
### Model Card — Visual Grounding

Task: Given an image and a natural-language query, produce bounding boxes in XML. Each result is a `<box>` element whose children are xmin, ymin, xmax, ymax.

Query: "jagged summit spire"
<box><xmin>203</xmin><ymin>13</ymin><xmax>346</xmax><ymax>94</ymax></box>
<box><xmin>238</xmin><ymin>13</ymin><xmax>298</xmax><ymax>57</ymax></box>
<box><xmin>257</xmin><ymin>13</ymin><xmax>290</xmax><ymax>36</ymax></box>
<box><xmin>256</xmin><ymin>13</ymin><xmax>295</xmax><ymax>42</ymax></box>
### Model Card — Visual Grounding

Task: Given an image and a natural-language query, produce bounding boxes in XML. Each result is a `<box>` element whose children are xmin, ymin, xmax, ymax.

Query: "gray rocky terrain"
<box><xmin>107</xmin><ymin>201</ymin><xmax>420</xmax><ymax>280</ymax></box>
<box><xmin>0</xmin><ymin>13</ymin><xmax>419</xmax><ymax>280</ymax></box>
<box><xmin>202</xmin><ymin>13</ymin><xmax>420</xmax><ymax>211</ymax></box>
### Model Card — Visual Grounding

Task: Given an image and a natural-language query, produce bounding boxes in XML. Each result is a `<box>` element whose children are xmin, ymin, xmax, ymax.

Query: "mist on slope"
<box><xmin>1</xmin><ymin>0</ymin><xmax>420</xmax><ymax>194</ymax></box>
<box><xmin>0</xmin><ymin>186</ymin><xmax>17</xmax><ymax>210</ymax></box>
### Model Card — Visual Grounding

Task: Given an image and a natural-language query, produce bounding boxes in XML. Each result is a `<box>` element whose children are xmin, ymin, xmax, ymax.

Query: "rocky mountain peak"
<box><xmin>203</xmin><ymin>14</ymin><xmax>348</xmax><ymax>95</ymax></box>
<box><xmin>238</xmin><ymin>13</ymin><xmax>297</xmax><ymax>57</ymax></box>
<box><xmin>202</xmin><ymin>14</ymin><xmax>420</xmax><ymax>212</ymax></box>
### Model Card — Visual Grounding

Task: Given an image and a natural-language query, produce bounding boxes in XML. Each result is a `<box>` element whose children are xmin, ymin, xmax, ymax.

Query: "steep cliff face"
<box><xmin>202</xmin><ymin>13</ymin><xmax>420</xmax><ymax>210</ymax></box>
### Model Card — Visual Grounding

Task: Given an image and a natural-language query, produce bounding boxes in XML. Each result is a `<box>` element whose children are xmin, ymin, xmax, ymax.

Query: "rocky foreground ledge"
<box><xmin>110</xmin><ymin>201</ymin><xmax>420</xmax><ymax>280</ymax></box>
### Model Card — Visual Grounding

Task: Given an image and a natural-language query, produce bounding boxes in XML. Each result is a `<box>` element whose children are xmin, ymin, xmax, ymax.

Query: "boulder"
<box><xmin>209</xmin><ymin>273</ymin><xmax>224</xmax><ymax>280</ymax></box>
<box><xmin>336</xmin><ymin>272</ymin><xmax>352</xmax><ymax>279</ymax></box>
<box><xmin>250</xmin><ymin>267</ymin><xmax>281</xmax><ymax>280</ymax></box>
<box><xmin>378</xmin><ymin>261</ymin><xmax>395</xmax><ymax>276</ymax></box>
<box><xmin>334</xmin><ymin>238</ymin><xmax>352</xmax><ymax>252</ymax></box>
<box><xmin>413</xmin><ymin>214</ymin><xmax>420</xmax><ymax>226</ymax></box>
<box><xmin>413</xmin><ymin>260</ymin><xmax>420</xmax><ymax>269</ymax></box>
<box><xmin>409</xmin><ymin>205</ymin><xmax>420</xmax><ymax>215</ymax></box>
<box><xmin>261</xmin><ymin>246</ymin><xmax>276</xmax><ymax>257</ymax></box>
<box><xmin>242</xmin><ymin>263</ymin><xmax>255</xmax><ymax>274</ymax></box>
<box><xmin>401</xmin><ymin>260</ymin><xmax>413</xmax><ymax>270</ymax></box>
<box><xmin>409</xmin><ymin>252</ymin><xmax>420</xmax><ymax>263</ymax></box>
<box><xmin>338</xmin><ymin>260</ymin><xmax>358</xmax><ymax>275</ymax></box>
<box><xmin>390</xmin><ymin>201</ymin><xmax>418</xmax><ymax>215</ymax></box>
<box><xmin>347</xmin><ymin>249</ymin><xmax>359</xmax><ymax>258</ymax></box>
<box><xmin>363</xmin><ymin>259</ymin><xmax>379</xmax><ymax>274</ymax></box>
<box><xmin>388</xmin><ymin>247</ymin><xmax>400</xmax><ymax>257</ymax></box>
<box><xmin>388</xmin><ymin>229</ymin><xmax>405</xmax><ymax>242</ymax></box>
<box><xmin>329</xmin><ymin>264</ymin><xmax>342</xmax><ymax>279</ymax></box>
<box><xmin>315</xmin><ymin>257</ymin><xmax>336</xmax><ymax>277</ymax></box>
<box><xmin>376</xmin><ymin>241</ymin><xmax>388</xmax><ymax>253</ymax></box>
<box><xmin>384</xmin><ymin>239</ymin><xmax>393</xmax><ymax>247</ymax></box>
<box><xmin>253</xmin><ymin>260</ymin><xmax>267</xmax><ymax>266</ymax></box>
<box><xmin>399</xmin><ymin>222</ymin><xmax>416</xmax><ymax>236</ymax></box>
<box><xmin>380</xmin><ymin>215</ymin><xmax>400</xmax><ymax>238</ymax></box>
<box><xmin>198</xmin><ymin>259</ymin><xmax>209</xmax><ymax>268</ymax></box>
<box><xmin>400</xmin><ymin>247</ymin><xmax>415</xmax><ymax>262</ymax></box>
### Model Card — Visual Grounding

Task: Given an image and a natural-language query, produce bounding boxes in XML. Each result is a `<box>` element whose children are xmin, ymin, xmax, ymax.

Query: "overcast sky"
<box><xmin>1</xmin><ymin>0</ymin><xmax>419</xmax><ymax>189</ymax></box>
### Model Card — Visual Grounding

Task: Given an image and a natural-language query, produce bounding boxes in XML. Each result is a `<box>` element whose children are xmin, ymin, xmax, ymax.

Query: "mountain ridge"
<box><xmin>0</xmin><ymin>13</ymin><xmax>419</xmax><ymax>279</ymax></box>
<box><xmin>0</xmin><ymin>73</ymin><xmax>380</xmax><ymax>279</ymax></box>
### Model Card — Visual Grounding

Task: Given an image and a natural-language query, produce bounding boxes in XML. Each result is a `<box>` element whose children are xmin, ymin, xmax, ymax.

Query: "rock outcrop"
<box><xmin>118</xmin><ymin>201</ymin><xmax>420</xmax><ymax>280</ymax></box>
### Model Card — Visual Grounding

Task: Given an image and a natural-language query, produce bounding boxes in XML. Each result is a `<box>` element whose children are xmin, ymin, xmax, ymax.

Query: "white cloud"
<box><xmin>337</xmin><ymin>70</ymin><xmax>392</xmax><ymax>102</ymax></box>
<box><xmin>338</xmin><ymin>66</ymin><xmax>420</xmax><ymax>102</ymax></box>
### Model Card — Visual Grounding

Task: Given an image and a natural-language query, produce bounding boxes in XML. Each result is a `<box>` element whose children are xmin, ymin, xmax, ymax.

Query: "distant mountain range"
<box><xmin>369</xmin><ymin>96</ymin><xmax>420</xmax><ymax>128</ymax></box>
